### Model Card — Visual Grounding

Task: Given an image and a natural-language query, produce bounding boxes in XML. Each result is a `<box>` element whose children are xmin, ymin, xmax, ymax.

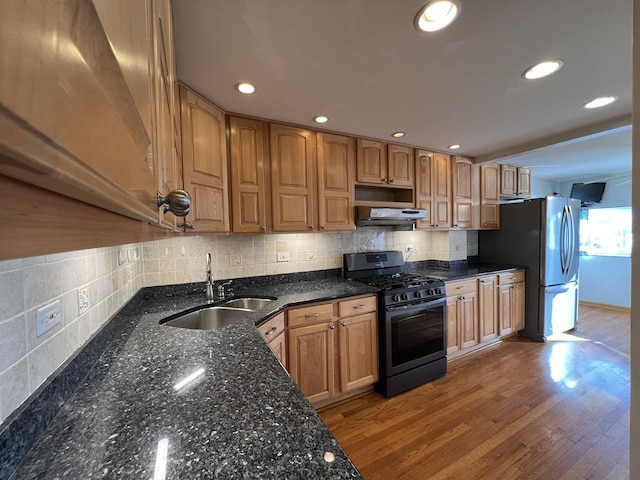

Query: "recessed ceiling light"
<box><xmin>583</xmin><ymin>96</ymin><xmax>618</xmax><ymax>109</ymax></box>
<box><xmin>235</xmin><ymin>82</ymin><xmax>256</xmax><ymax>94</ymax></box>
<box><xmin>314</xmin><ymin>115</ymin><xmax>329</xmax><ymax>124</ymax></box>
<box><xmin>392</xmin><ymin>132</ymin><xmax>406</xmax><ymax>138</ymax></box>
<box><xmin>448</xmin><ymin>144</ymin><xmax>461</xmax><ymax>150</ymax></box>
<box><xmin>522</xmin><ymin>60</ymin><xmax>565</xmax><ymax>80</ymax></box>
<box><xmin>415</xmin><ymin>0</ymin><xmax>462</xmax><ymax>33</ymax></box>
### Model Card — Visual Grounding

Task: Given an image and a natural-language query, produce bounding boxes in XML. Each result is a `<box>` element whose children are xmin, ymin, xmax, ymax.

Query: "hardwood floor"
<box><xmin>319</xmin><ymin>304</ymin><xmax>630</xmax><ymax>479</ymax></box>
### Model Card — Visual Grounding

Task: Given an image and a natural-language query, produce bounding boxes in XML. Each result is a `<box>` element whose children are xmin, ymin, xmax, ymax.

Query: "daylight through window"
<box><xmin>579</xmin><ymin>207</ymin><xmax>632</xmax><ymax>257</ymax></box>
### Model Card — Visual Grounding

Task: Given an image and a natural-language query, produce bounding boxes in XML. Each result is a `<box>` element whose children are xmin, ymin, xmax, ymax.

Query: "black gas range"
<box><xmin>344</xmin><ymin>251</ymin><xmax>447</xmax><ymax>397</ymax></box>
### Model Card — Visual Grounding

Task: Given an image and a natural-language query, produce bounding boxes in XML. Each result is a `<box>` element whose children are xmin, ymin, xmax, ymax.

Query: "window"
<box><xmin>579</xmin><ymin>207</ymin><xmax>632</xmax><ymax>257</ymax></box>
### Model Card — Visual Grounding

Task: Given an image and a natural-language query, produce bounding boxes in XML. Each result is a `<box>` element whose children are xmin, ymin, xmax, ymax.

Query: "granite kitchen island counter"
<box><xmin>8</xmin><ymin>278</ymin><xmax>378</xmax><ymax>480</ymax></box>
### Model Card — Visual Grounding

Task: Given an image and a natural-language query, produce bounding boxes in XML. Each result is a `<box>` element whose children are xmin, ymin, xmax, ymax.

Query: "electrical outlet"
<box><xmin>405</xmin><ymin>245</ymin><xmax>415</xmax><ymax>252</ymax></box>
<box><xmin>230</xmin><ymin>254</ymin><xmax>241</xmax><ymax>266</ymax></box>
<box><xmin>78</xmin><ymin>287</ymin><xmax>90</xmax><ymax>315</ymax></box>
<box><xmin>36</xmin><ymin>300</ymin><xmax>62</xmax><ymax>337</ymax></box>
<box><xmin>277</xmin><ymin>252</ymin><xmax>289</xmax><ymax>262</ymax></box>
<box><xmin>306</xmin><ymin>250</ymin><xmax>316</xmax><ymax>261</ymax></box>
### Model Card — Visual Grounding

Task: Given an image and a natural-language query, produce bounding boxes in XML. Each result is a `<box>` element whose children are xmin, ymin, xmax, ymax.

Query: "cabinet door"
<box><xmin>387</xmin><ymin>144</ymin><xmax>414</xmax><ymax>186</ymax></box>
<box><xmin>512</xmin><ymin>281</ymin><xmax>526</xmax><ymax>332</ymax></box>
<box><xmin>0</xmin><ymin>1</ymin><xmax>162</xmax><ymax>224</ymax></box>
<box><xmin>480</xmin><ymin>164</ymin><xmax>500</xmax><ymax>229</ymax></box>
<box><xmin>452</xmin><ymin>157</ymin><xmax>474</xmax><ymax>229</ymax></box>
<box><xmin>180</xmin><ymin>85</ymin><xmax>229</xmax><ymax>232</ymax></box>
<box><xmin>229</xmin><ymin>116</ymin><xmax>269</xmax><ymax>233</ymax></box>
<box><xmin>500</xmin><ymin>164</ymin><xmax>518</xmax><ymax>196</ymax></box>
<box><xmin>517</xmin><ymin>167</ymin><xmax>531</xmax><ymax>197</ymax></box>
<box><xmin>498</xmin><ymin>284</ymin><xmax>514</xmax><ymax>336</ymax></box>
<box><xmin>270</xmin><ymin>124</ymin><xmax>317</xmax><ymax>232</ymax></box>
<box><xmin>459</xmin><ymin>292</ymin><xmax>478</xmax><ymax>349</ymax></box>
<box><xmin>356</xmin><ymin>139</ymin><xmax>387</xmax><ymax>184</ymax></box>
<box><xmin>288</xmin><ymin>322</ymin><xmax>334</xmax><ymax>404</ymax></box>
<box><xmin>415</xmin><ymin>150</ymin><xmax>434</xmax><ymax>229</ymax></box>
<box><xmin>338</xmin><ymin>312</ymin><xmax>378</xmax><ymax>392</ymax></box>
<box><xmin>416</xmin><ymin>151</ymin><xmax>451</xmax><ymax>229</ymax></box>
<box><xmin>317</xmin><ymin>133</ymin><xmax>355</xmax><ymax>232</ymax></box>
<box><xmin>269</xmin><ymin>332</ymin><xmax>288</xmax><ymax>370</ymax></box>
<box><xmin>478</xmin><ymin>276</ymin><xmax>498</xmax><ymax>343</ymax></box>
<box><xmin>446</xmin><ymin>296</ymin><xmax>460</xmax><ymax>355</ymax></box>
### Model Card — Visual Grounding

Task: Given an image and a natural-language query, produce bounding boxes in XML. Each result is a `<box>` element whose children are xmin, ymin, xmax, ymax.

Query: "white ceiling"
<box><xmin>172</xmin><ymin>0</ymin><xmax>632</xmax><ymax>182</ymax></box>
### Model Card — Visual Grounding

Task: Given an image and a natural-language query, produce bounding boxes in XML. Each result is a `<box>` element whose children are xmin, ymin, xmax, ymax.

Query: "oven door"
<box><xmin>382</xmin><ymin>297</ymin><xmax>446</xmax><ymax>377</ymax></box>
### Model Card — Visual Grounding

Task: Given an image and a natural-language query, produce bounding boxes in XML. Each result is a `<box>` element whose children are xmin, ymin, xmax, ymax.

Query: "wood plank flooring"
<box><xmin>319</xmin><ymin>304</ymin><xmax>630</xmax><ymax>479</ymax></box>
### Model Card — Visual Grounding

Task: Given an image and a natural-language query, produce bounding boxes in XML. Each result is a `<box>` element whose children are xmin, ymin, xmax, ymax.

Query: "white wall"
<box><xmin>530</xmin><ymin>177</ymin><xmax>561</xmax><ymax>198</ymax></box>
<box><xmin>557</xmin><ymin>173</ymin><xmax>632</xmax><ymax>308</ymax></box>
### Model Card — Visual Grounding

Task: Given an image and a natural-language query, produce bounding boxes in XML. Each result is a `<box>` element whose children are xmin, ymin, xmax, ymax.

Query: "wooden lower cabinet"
<box><xmin>258</xmin><ymin>312</ymin><xmax>287</xmax><ymax>369</ymax></box>
<box><xmin>498</xmin><ymin>270</ymin><xmax>526</xmax><ymax>336</ymax></box>
<box><xmin>446</xmin><ymin>279</ymin><xmax>478</xmax><ymax>356</ymax></box>
<box><xmin>446</xmin><ymin>269</ymin><xmax>525</xmax><ymax>359</ymax></box>
<box><xmin>285</xmin><ymin>294</ymin><xmax>378</xmax><ymax>408</ymax></box>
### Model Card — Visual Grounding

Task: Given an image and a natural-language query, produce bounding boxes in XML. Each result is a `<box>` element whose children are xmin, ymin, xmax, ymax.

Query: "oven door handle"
<box><xmin>386</xmin><ymin>297</ymin><xmax>445</xmax><ymax>312</ymax></box>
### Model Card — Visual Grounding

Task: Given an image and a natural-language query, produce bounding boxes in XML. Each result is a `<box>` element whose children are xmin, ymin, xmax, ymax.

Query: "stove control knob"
<box><xmin>401</xmin><ymin>293</ymin><xmax>409</xmax><ymax>301</ymax></box>
<box><xmin>415</xmin><ymin>291</ymin><xmax>423</xmax><ymax>298</ymax></box>
<box><xmin>392</xmin><ymin>294</ymin><xmax>401</xmax><ymax>302</ymax></box>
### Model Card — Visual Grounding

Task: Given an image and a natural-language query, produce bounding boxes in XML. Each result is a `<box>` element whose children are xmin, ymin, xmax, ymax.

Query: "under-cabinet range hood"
<box><xmin>355</xmin><ymin>207</ymin><xmax>426</xmax><ymax>226</ymax></box>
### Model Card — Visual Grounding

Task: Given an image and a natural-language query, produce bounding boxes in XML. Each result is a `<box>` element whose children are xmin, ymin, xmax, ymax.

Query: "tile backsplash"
<box><xmin>0</xmin><ymin>244</ymin><xmax>142</xmax><ymax>425</ymax></box>
<box><xmin>0</xmin><ymin>228</ymin><xmax>476</xmax><ymax>424</ymax></box>
<box><xmin>143</xmin><ymin>229</ymin><xmax>477</xmax><ymax>286</ymax></box>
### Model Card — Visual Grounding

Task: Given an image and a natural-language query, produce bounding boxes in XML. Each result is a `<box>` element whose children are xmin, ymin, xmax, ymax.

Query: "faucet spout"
<box><xmin>205</xmin><ymin>252</ymin><xmax>214</xmax><ymax>301</ymax></box>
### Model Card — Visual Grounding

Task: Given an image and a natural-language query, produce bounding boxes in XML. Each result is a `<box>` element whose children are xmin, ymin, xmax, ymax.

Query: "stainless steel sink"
<box><xmin>160</xmin><ymin>306</ymin><xmax>251</xmax><ymax>330</ymax></box>
<box><xmin>221</xmin><ymin>297</ymin><xmax>274</xmax><ymax>310</ymax></box>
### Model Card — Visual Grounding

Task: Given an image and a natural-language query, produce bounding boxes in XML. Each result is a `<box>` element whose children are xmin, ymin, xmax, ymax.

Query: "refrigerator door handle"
<box><xmin>559</xmin><ymin>205</ymin><xmax>568</xmax><ymax>275</ymax></box>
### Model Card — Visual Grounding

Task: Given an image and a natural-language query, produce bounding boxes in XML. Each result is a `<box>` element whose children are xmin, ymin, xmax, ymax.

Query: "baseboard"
<box><xmin>579</xmin><ymin>301</ymin><xmax>630</xmax><ymax>313</ymax></box>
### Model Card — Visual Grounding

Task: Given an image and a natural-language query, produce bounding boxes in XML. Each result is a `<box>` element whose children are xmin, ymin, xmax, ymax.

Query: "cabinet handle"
<box><xmin>381</xmin><ymin>178</ymin><xmax>387</xmax><ymax>182</ymax></box>
<box><xmin>329</xmin><ymin>324</ymin><xmax>335</xmax><ymax>330</ymax></box>
<box><xmin>321</xmin><ymin>225</ymin><xmax>326</xmax><ymax>230</ymax></box>
<box><xmin>309</xmin><ymin>225</ymin><xmax>315</xmax><ymax>230</ymax></box>
<box><xmin>265</xmin><ymin>327</ymin><xmax>278</xmax><ymax>336</ymax></box>
<box><xmin>305</xmin><ymin>313</ymin><xmax>321</xmax><ymax>318</ymax></box>
<box><xmin>260</xmin><ymin>226</ymin><xmax>266</xmax><ymax>232</ymax></box>
<box><xmin>340</xmin><ymin>321</ymin><xmax>347</xmax><ymax>327</ymax></box>
<box><xmin>183</xmin><ymin>222</ymin><xmax>196</xmax><ymax>230</ymax></box>
<box><xmin>354</xmin><ymin>304</ymin><xmax>366</xmax><ymax>310</ymax></box>
<box><xmin>482</xmin><ymin>223</ymin><xmax>487</xmax><ymax>227</ymax></box>
<box><xmin>454</xmin><ymin>224</ymin><xmax>458</xmax><ymax>227</ymax></box>
<box><xmin>456</xmin><ymin>286</ymin><xmax>464</xmax><ymax>289</ymax></box>
<box><xmin>388</xmin><ymin>179</ymin><xmax>394</xmax><ymax>183</ymax></box>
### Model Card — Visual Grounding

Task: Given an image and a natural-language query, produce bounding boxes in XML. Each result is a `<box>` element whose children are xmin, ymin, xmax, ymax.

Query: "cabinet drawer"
<box><xmin>258</xmin><ymin>312</ymin><xmax>285</xmax><ymax>341</ymax></box>
<box><xmin>498</xmin><ymin>270</ymin><xmax>525</xmax><ymax>285</ymax></box>
<box><xmin>287</xmin><ymin>303</ymin><xmax>334</xmax><ymax>328</ymax></box>
<box><xmin>338</xmin><ymin>295</ymin><xmax>377</xmax><ymax>318</ymax></box>
<box><xmin>445</xmin><ymin>279</ymin><xmax>477</xmax><ymax>296</ymax></box>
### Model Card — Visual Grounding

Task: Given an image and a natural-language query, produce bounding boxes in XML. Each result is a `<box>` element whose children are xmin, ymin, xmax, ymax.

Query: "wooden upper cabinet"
<box><xmin>356</xmin><ymin>139</ymin><xmax>387</xmax><ymax>184</ymax></box>
<box><xmin>480</xmin><ymin>163</ymin><xmax>500</xmax><ymax>229</ymax></box>
<box><xmin>355</xmin><ymin>139</ymin><xmax>414</xmax><ymax>187</ymax></box>
<box><xmin>452</xmin><ymin>156</ymin><xmax>474</xmax><ymax>229</ymax></box>
<box><xmin>387</xmin><ymin>144</ymin><xmax>414</xmax><ymax>187</ymax></box>
<box><xmin>229</xmin><ymin>116</ymin><xmax>270</xmax><ymax>233</ymax></box>
<box><xmin>500</xmin><ymin>164</ymin><xmax>518</xmax><ymax>196</ymax></box>
<box><xmin>270</xmin><ymin>124</ymin><xmax>317</xmax><ymax>232</ymax></box>
<box><xmin>317</xmin><ymin>133</ymin><xmax>355</xmax><ymax>232</ymax></box>
<box><xmin>517</xmin><ymin>167</ymin><xmax>531</xmax><ymax>197</ymax></box>
<box><xmin>180</xmin><ymin>84</ymin><xmax>229</xmax><ymax>233</ymax></box>
<box><xmin>0</xmin><ymin>0</ymin><xmax>163</xmax><ymax>224</ymax></box>
<box><xmin>415</xmin><ymin>150</ymin><xmax>451</xmax><ymax>229</ymax></box>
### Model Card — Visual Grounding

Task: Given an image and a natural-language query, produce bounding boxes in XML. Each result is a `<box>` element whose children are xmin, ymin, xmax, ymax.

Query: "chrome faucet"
<box><xmin>217</xmin><ymin>280</ymin><xmax>233</xmax><ymax>300</ymax></box>
<box><xmin>205</xmin><ymin>252</ymin><xmax>215</xmax><ymax>302</ymax></box>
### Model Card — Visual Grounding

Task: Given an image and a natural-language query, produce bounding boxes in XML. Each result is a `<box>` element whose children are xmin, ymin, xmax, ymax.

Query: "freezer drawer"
<box><xmin>540</xmin><ymin>282</ymin><xmax>578</xmax><ymax>339</ymax></box>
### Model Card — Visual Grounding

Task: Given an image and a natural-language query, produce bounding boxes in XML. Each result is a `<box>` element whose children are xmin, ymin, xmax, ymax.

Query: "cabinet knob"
<box><xmin>156</xmin><ymin>190</ymin><xmax>191</xmax><ymax>217</ymax></box>
<box><xmin>321</xmin><ymin>225</ymin><xmax>326</xmax><ymax>230</ymax></box>
<box><xmin>183</xmin><ymin>222</ymin><xmax>196</xmax><ymax>230</ymax></box>
<box><xmin>260</xmin><ymin>226</ymin><xmax>266</xmax><ymax>232</ymax></box>
<box><xmin>381</xmin><ymin>178</ymin><xmax>387</xmax><ymax>182</ymax></box>
<box><xmin>329</xmin><ymin>324</ymin><xmax>335</xmax><ymax>330</ymax></box>
<box><xmin>454</xmin><ymin>224</ymin><xmax>458</xmax><ymax>227</ymax></box>
<box><xmin>354</xmin><ymin>304</ymin><xmax>366</xmax><ymax>310</ymax></box>
<box><xmin>309</xmin><ymin>225</ymin><xmax>315</xmax><ymax>230</ymax></box>
<box><xmin>388</xmin><ymin>179</ymin><xmax>394</xmax><ymax>183</ymax></box>
<box><xmin>482</xmin><ymin>223</ymin><xmax>487</xmax><ymax>227</ymax></box>
<box><xmin>340</xmin><ymin>321</ymin><xmax>347</xmax><ymax>327</ymax></box>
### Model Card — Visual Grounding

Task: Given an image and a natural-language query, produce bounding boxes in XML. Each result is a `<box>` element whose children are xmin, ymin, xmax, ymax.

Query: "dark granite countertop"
<box><xmin>408</xmin><ymin>263</ymin><xmax>524</xmax><ymax>281</ymax></box>
<box><xmin>10</xmin><ymin>278</ymin><xmax>378</xmax><ymax>480</ymax></box>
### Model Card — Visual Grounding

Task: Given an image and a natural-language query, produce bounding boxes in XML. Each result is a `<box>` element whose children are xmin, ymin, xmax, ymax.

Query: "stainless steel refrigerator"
<box><xmin>478</xmin><ymin>196</ymin><xmax>580</xmax><ymax>342</ymax></box>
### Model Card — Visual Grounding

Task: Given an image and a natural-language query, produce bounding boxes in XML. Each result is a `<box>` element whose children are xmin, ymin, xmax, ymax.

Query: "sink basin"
<box><xmin>221</xmin><ymin>297</ymin><xmax>274</xmax><ymax>310</ymax></box>
<box><xmin>160</xmin><ymin>306</ymin><xmax>251</xmax><ymax>331</ymax></box>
